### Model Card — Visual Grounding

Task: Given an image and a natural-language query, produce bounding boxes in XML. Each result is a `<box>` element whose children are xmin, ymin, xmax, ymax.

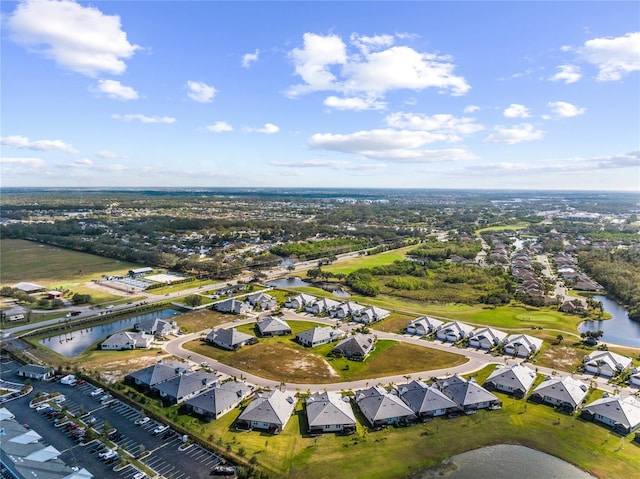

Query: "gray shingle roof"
<box><xmin>153</xmin><ymin>370</ymin><xmax>218</xmax><ymax>402</ymax></box>
<box><xmin>296</xmin><ymin>326</ymin><xmax>339</xmax><ymax>345</ymax></box>
<box><xmin>185</xmin><ymin>381</ymin><xmax>252</xmax><ymax>416</ymax></box>
<box><xmin>531</xmin><ymin>376</ymin><xmax>588</xmax><ymax>409</ymax></box>
<box><xmin>397</xmin><ymin>380</ymin><xmax>460</xmax><ymax>415</ymax></box>
<box><xmin>127</xmin><ymin>360</ymin><xmax>190</xmax><ymax>387</ymax></box>
<box><xmin>257</xmin><ymin>316</ymin><xmax>291</xmax><ymax>335</ymax></box>
<box><xmin>306</xmin><ymin>391</ymin><xmax>356</xmax><ymax>428</ymax></box>
<box><xmin>332</xmin><ymin>333</ymin><xmax>375</xmax><ymax>357</ymax></box>
<box><xmin>484</xmin><ymin>363</ymin><xmax>536</xmax><ymax>393</ymax></box>
<box><xmin>207</xmin><ymin>328</ymin><xmax>255</xmax><ymax>347</ymax></box>
<box><xmin>435</xmin><ymin>374</ymin><xmax>500</xmax><ymax>408</ymax></box>
<box><xmin>355</xmin><ymin>386</ymin><xmax>414</xmax><ymax>424</ymax></box>
<box><xmin>237</xmin><ymin>390</ymin><xmax>296</xmax><ymax>427</ymax></box>
<box><xmin>582</xmin><ymin>395</ymin><xmax>640</xmax><ymax>431</ymax></box>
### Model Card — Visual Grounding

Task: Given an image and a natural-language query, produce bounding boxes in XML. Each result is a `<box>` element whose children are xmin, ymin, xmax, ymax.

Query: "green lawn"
<box><xmin>323</xmin><ymin>245</ymin><xmax>420</xmax><ymax>275</ymax></box>
<box><xmin>474</xmin><ymin>222</ymin><xmax>532</xmax><ymax>234</ymax></box>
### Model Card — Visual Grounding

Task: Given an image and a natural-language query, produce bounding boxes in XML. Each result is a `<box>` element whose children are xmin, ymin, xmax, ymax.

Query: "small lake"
<box><xmin>578</xmin><ymin>295</ymin><xmax>640</xmax><ymax>348</ymax></box>
<box><xmin>266</xmin><ymin>277</ymin><xmax>310</xmax><ymax>288</ymax></box>
<box><xmin>39</xmin><ymin>309</ymin><xmax>181</xmax><ymax>358</ymax></box>
<box><xmin>419</xmin><ymin>444</ymin><xmax>595</xmax><ymax>479</ymax></box>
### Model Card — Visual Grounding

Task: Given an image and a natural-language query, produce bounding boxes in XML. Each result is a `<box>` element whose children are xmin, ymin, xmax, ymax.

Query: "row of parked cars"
<box><xmin>38</xmin><ymin>404</ymin><xmax>87</xmax><ymax>443</ymax></box>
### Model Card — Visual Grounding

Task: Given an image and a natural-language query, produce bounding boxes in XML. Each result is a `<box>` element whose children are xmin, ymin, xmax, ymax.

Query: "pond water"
<box><xmin>266</xmin><ymin>277</ymin><xmax>310</xmax><ymax>288</ymax></box>
<box><xmin>419</xmin><ymin>444</ymin><xmax>595</xmax><ymax>479</ymax></box>
<box><xmin>39</xmin><ymin>309</ymin><xmax>181</xmax><ymax>357</ymax></box>
<box><xmin>578</xmin><ymin>295</ymin><xmax>640</xmax><ymax>348</ymax></box>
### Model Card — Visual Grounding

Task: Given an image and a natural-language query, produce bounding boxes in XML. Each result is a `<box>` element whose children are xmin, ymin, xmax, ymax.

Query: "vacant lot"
<box><xmin>324</xmin><ymin>245</ymin><xmax>419</xmax><ymax>275</ymax></box>
<box><xmin>0</xmin><ymin>239</ymin><xmax>141</xmax><ymax>286</ymax></box>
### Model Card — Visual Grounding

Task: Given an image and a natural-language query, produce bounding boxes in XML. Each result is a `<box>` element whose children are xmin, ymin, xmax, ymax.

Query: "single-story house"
<box><xmin>630</xmin><ymin>372</ymin><xmax>640</xmax><ymax>387</ymax></box>
<box><xmin>152</xmin><ymin>370</ymin><xmax>218</xmax><ymax>405</ymax></box>
<box><xmin>353</xmin><ymin>306</ymin><xmax>390</xmax><ymax>324</ymax></box>
<box><xmin>257</xmin><ymin>316</ymin><xmax>291</xmax><ymax>337</ymax></box>
<box><xmin>100</xmin><ymin>331</ymin><xmax>153</xmax><ymax>350</ymax></box>
<box><xmin>183</xmin><ymin>381</ymin><xmax>253</xmax><ymax>421</ymax></box>
<box><xmin>129</xmin><ymin>267</ymin><xmax>153</xmax><ymax>277</ymax></box>
<box><xmin>434</xmin><ymin>375</ymin><xmax>501</xmax><ymax>412</ymax></box>
<box><xmin>134</xmin><ymin>318</ymin><xmax>176</xmax><ymax>337</ymax></box>
<box><xmin>213</xmin><ymin>298</ymin><xmax>251</xmax><ymax>315</ymax></box>
<box><xmin>296</xmin><ymin>326</ymin><xmax>344</xmax><ymax>347</ymax></box>
<box><xmin>285</xmin><ymin>293</ymin><xmax>317</xmax><ymax>310</ymax></box>
<box><xmin>559</xmin><ymin>300</ymin><xmax>587</xmax><ymax>315</ymax></box>
<box><xmin>503</xmin><ymin>334</ymin><xmax>544</xmax><ymax>358</ymax></box>
<box><xmin>483</xmin><ymin>363</ymin><xmax>536</xmax><ymax>399</ymax></box>
<box><xmin>397</xmin><ymin>380</ymin><xmax>460</xmax><ymax>418</ymax></box>
<box><xmin>529</xmin><ymin>376</ymin><xmax>588</xmax><ymax>411</ymax></box>
<box><xmin>306</xmin><ymin>297</ymin><xmax>341</xmax><ymax>315</ymax></box>
<box><xmin>583</xmin><ymin>351</ymin><xmax>633</xmax><ymax>377</ymax></box>
<box><xmin>13</xmin><ymin>282</ymin><xmax>46</xmax><ymax>294</ymax></box>
<box><xmin>206</xmin><ymin>328</ymin><xmax>257</xmax><ymax>351</ymax></box>
<box><xmin>436</xmin><ymin>321</ymin><xmax>475</xmax><ymax>343</ymax></box>
<box><xmin>246</xmin><ymin>292</ymin><xmax>277</xmax><ymax>310</ymax></box>
<box><xmin>306</xmin><ymin>391</ymin><xmax>357</xmax><ymax>434</ymax></box>
<box><xmin>125</xmin><ymin>360</ymin><xmax>191</xmax><ymax>391</ymax></box>
<box><xmin>355</xmin><ymin>385</ymin><xmax>415</xmax><ymax>427</ymax></box>
<box><xmin>47</xmin><ymin>291</ymin><xmax>63</xmax><ymax>300</ymax></box>
<box><xmin>331</xmin><ymin>301</ymin><xmax>366</xmax><ymax>319</ymax></box>
<box><xmin>16</xmin><ymin>364</ymin><xmax>55</xmax><ymax>381</ymax></box>
<box><xmin>331</xmin><ymin>333</ymin><xmax>375</xmax><ymax>361</ymax></box>
<box><xmin>405</xmin><ymin>316</ymin><xmax>443</xmax><ymax>336</ymax></box>
<box><xmin>580</xmin><ymin>395</ymin><xmax>640</xmax><ymax>435</ymax></box>
<box><xmin>236</xmin><ymin>389</ymin><xmax>296</xmax><ymax>434</ymax></box>
<box><xmin>468</xmin><ymin>327</ymin><xmax>508</xmax><ymax>350</ymax></box>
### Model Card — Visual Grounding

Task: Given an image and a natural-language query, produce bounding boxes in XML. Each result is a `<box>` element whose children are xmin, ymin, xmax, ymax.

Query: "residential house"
<box><xmin>331</xmin><ymin>333</ymin><xmax>376</xmax><ymax>360</ymax></box>
<box><xmin>355</xmin><ymin>385</ymin><xmax>415</xmax><ymax>427</ymax></box>
<box><xmin>305</xmin><ymin>391</ymin><xmax>357</xmax><ymax>434</ymax></box>
<box><xmin>580</xmin><ymin>395</ymin><xmax>640</xmax><ymax>435</ymax></box>
<box><xmin>468</xmin><ymin>327</ymin><xmax>508</xmax><ymax>350</ymax></box>
<box><xmin>331</xmin><ymin>301</ymin><xmax>366</xmax><ymax>319</ymax></box>
<box><xmin>183</xmin><ymin>381</ymin><xmax>253</xmax><ymax>421</ymax></box>
<box><xmin>206</xmin><ymin>328</ymin><xmax>257</xmax><ymax>351</ymax></box>
<box><xmin>434</xmin><ymin>375</ymin><xmax>501</xmax><ymax>412</ymax></box>
<box><xmin>236</xmin><ymin>389</ymin><xmax>296</xmax><ymax>434</ymax></box>
<box><xmin>353</xmin><ymin>306</ymin><xmax>390</xmax><ymax>324</ymax></box>
<box><xmin>503</xmin><ymin>334</ymin><xmax>544</xmax><ymax>358</ymax></box>
<box><xmin>125</xmin><ymin>360</ymin><xmax>191</xmax><ymax>392</ymax></box>
<box><xmin>213</xmin><ymin>298</ymin><xmax>251</xmax><ymax>315</ymax></box>
<box><xmin>296</xmin><ymin>326</ymin><xmax>344</xmax><ymax>347</ymax></box>
<box><xmin>529</xmin><ymin>376</ymin><xmax>588</xmax><ymax>412</ymax></box>
<box><xmin>306</xmin><ymin>297</ymin><xmax>341</xmax><ymax>315</ymax></box>
<box><xmin>405</xmin><ymin>316</ymin><xmax>443</xmax><ymax>336</ymax></box>
<box><xmin>16</xmin><ymin>364</ymin><xmax>55</xmax><ymax>381</ymax></box>
<box><xmin>246</xmin><ymin>292</ymin><xmax>277</xmax><ymax>310</ymax></box>
<box><xmin>100</xmin><ymin>331</ymin><xmax>153</xmax><ymax>350</ymax></box>
<box><xmin>257</xmin><ymin>316</ymin><xmax>291</xmax><ymax>337</ymax></box>
<box><xmin>483</xmin><ymin>363</ymin><xmax>536</xmax><ymax>399</ymax></box>
<box><xmin>285</xmin><ymin>293</ymin><xmax>317</xmax><ymax>310</ymax></box>
<box><xmin>583</xmin><ymin>351</ymin><xmax>632</xmax><ymax>377</ymax></box>
<box><xmin>630</xmin><ymin>372</ymin><xmax>640</xmax><ymax>387</ymax></box>
<box><xmin>134</xmin><ymin>318</ymin><xmax>176</xmax><ymax>337</ymax></box>
<box><xmin>397</xmin><ymin>380</ymin><xmax>460</xmax><ymax>418</ymax></box>
<box><xmin>436</xmin><ymin>321</ymin><xmax>474</xmax><ymax>343</ymax></box>
<box><xmin>153</xmin><ymin>370</ymin><xmax>218</xmax><ymax>405</ymax></box>
<box><xmin>559</xmin><ymin>300</ymin><xmax>587</xmax><ymax>315</ymax></box>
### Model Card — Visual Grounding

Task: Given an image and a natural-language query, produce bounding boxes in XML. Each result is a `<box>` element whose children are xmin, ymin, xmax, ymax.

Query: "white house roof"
<box><xmin>296</xmin><ymin>326</ymin><xmax>338</xmax><ymax>344</ymax></box>
<box><xmin>504</xmin><ymin>334</ymin><xmax>543</xmax><ymax>352</ymax></box>
<box><xmin>306</xmin><ymin>391</ymin><xmax>356</xmax><ymax>428</ymax></box>
<box><xmin>290</xmin><ymin>293</ymin><xmax>316</xmax><ymax>304</ymax></box>
<box><xmin>440</xmin><ymin>321</ymin><xmax>475</xmax><ymax>335</ymax></box>
<box><xmin>470</xmin><ymin>327</ymin><xmax>508</xmax><ymax>343</ymax></box>
<box><xmin>408</xmin><ymin>316</ymin><xmax>443</xmax><ymax>332</ymax></box>
<box><xmin>584</xmin><ymin>351</ymin><xmax>633</xmax><ymax>371</ymax></box>
<box><xmin>583</xmin><ymin>395</ymin><xmax>640</xmax><ymax>431</ymax></box>
<box><xmin>25</xmin><ymin>445</ymin><xmax>61</xmax><ymax>462</ymax></box>
<box><xmin>532</xmin><ymin>376</ymin><xmax>588</xmax><ymax>409</ymax></box>
<box><xmin>484</xmin><ymin>363</ymin><xmax>536</xmax><ymax>393</ymax></box>
<box><xmin>10</xmin><ymin>429</ymin><xmax>43</xmax><ymax>444</ymax></box>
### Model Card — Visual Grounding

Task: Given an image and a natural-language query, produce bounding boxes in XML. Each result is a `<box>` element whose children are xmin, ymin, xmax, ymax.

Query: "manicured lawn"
<box><xmin>372</xmin><ymin>311</ymin><xmax>419</xmax><ymax>333</ymax></box>
<box><xmin>323</xmin><ymin>245</ymin><xmax>420</xmax><ymax>275</ymax></box>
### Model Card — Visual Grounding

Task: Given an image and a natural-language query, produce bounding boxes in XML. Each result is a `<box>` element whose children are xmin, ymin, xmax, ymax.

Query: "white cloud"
<box><xmin>1</xmin><ymin>135</ymin><xmax>78</xmax><ymax>154</ymax></box>
<box><xmin>385</xmin><ymin>112</ymin><xmax>484</xmax><ymax>139</ymax></box>
<box><xmin>581</xmin><ymin>32</ymin><xmax>640</xmax><ymax>81</ymax></box>
<box><xmin>286</xmin><ymin>32</ymin><xmax>469</xmax><ymax>99</ymax></box>
<box><xmin>241</xmin><ymin>49</ymin><xmax>259</xmax><ymax>68</ymax></box>
<box><xmin>547</xmin><ymin>101</ymin><xmax>586</xmax><ymax>118</ymax></box>
<box><xmin>309</xmin><ymin>129</ymin><xmax>477</xmax><ymax>163</ymax></box>
<box><xmin>560</xmin><ymin>45</ymin><xmax>572</xmax><ymax>52</ymax></box>
<box><xmin>187</xmin><ymin>81</ymin><xmax>217</xmax><ymax>103</ymax></box>
<box><xmin>503</xmin><ymin>103</ymin><xmax>531</xmax><ymax>118</ymax></box>
<box><xmin>247</xmin><ymin>123</ymin><xmax>279</xmax><ymax>134</ymax></box>
<box><xmin>206</xmin><ymin>121</ymin><xmax>233</xmax><ymax>133</ymax></box>
<box><xmin>0</xmin><ymin>157</ymin><xmax>46</xmax><ymax>168</ymax></box>
<box><xmin>93</xmin><ymin>79</ymin><xmax>139</xmax><ymax>100</ymax></box>
<box><xmin>484</xmin><ymin>123</ymin><xmax>544</xmax><ymax>144</ymax></box>
<box><xmin>96</xmin><ymin>150</ymin><xmax>119</xmax><ymax>159</ymax></box>
<box><xmin>549</xmin><ymin>64</ymin><xmax>582</xmax><ymax>84</ymax></box>
<box><xmin>270</xmin><ymin>159</ymin><xmax>386</xmax><ymax>171</ymax></box>
<box><xmin>464</xmin><ymin>105</ymin><xmax>480</xmax><ymax>113</ymax></box>
<box><xmin>72</xmin><ymin>158</ymin><xmax>93</xmax><ymax>167</ymax></box>
<box><xmin>6</xmin><ymin>0</ymin><xmax>140</xmax><ymax>77</ymax></box>
<box><xmin>324</xmin><ymin>96</ymin><xmax>386</xmax><ymax>111</ymax></box>
<box><xmin>112</xmin><ymin>114</ymin><xmax>175</xmax><ymax>124</ymax></box>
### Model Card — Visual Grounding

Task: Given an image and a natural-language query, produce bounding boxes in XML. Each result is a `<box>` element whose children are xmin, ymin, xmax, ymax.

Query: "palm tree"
<box><xmin>556</xmin><ymin>334</ymin><xmax>564</xmax><ymax>345</ymax></box>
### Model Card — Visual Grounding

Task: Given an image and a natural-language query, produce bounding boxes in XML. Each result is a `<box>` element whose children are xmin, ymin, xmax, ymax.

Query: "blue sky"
<box><xmin>1</xmin><ymin>0</ymin><xmax>639</xmax><ymax>190</ymax></box>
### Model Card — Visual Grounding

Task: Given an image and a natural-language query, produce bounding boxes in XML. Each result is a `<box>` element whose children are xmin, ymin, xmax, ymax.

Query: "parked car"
<box><xmin>152</xmin><ymin>424</ymin><xmax>169</xmax><ymax>435</ymax></box>
<box><xmin>134</xmin><ymin>417</ymin><xmax>150</xmax><ymax>426</ymax></box>
<box><xmin>90</xmin><ymin>388</ymin><xmax>104</xmax><ymax>397</ymax></box>
<box><xmin>133</xmin><ymin>472</ymin><xmax>147</xmax><ymax>479</ymax></box>
<box><xmin>35</xmin><ymin>404</ymin><xmax>50</xmax><ymax>412</ymax></box>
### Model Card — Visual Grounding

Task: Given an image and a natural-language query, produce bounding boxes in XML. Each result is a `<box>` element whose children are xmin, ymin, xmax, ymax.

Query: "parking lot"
<box><xmin>0</xmin><ymin>356</ymin><xmax>229</xmax><ymax>479</ymax></box>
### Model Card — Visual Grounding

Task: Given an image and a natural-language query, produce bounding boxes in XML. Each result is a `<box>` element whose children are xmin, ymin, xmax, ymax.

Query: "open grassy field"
<box><xmin>323</xmin><ymin>245</ymin><xmax>420</xmax><ymax>275</ymax></box>
<box><xmin>474</xmin><ymin>222</ymin><xmax>532</xmax><ymax>234</ymax></box>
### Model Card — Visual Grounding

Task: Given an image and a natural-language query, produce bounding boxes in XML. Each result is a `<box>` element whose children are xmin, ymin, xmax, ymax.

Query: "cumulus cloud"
<box><xmin>464</xmin><ymin>105</ymin><xmax>480</xmax><ymax>113</ymax></box>
<box><xmin>503</xmin><ymin>103</ymin><xmax>531</xmax><ymax>118</ymax></box>
<box><xmin>547</xmin><ymin>101</ymin><xmax>586</xmax><ymax>118</ymax></box>
<box><xmin>324</xmin><ymin>96</ymin><xmax>386</xmax><ymax>111</ymax></box>
<box><xmin>385</xmin><ymin>112</ymin><xmax>484</xmax><ymax>139</ymax></box>
<box><xmin>112</xmin><ymin>114</ymin><xmax>175</xmax><ymax>124</ymax></box>
<box><xmin>241</xmin><ymin>49</ymin><xmax>259</xmax><ymax>68</ymax></box>
<box><xmin>96</xmin><ymin>150</ymin><xmax>119</xmax><ymax>159</ymax></box>
<box><xmin>581</xmin><ymin>32</ymin><xmax>640</xmax><ymax>81</ymax></box>
<box><xmin>1</xmin><ymin>135</ymin><xmax>78</xmax><ymax>154</ymax></box>
<box><xmin>187</xmin><ymin>81</ymin><xmax>217</xmax><ymax>103</ymax></box>
<box><xmin>286</xmin><ymin>32</ymin><xmax>469</xmax><ymax>100</ymax></box>
<box><xmin>0</xmin><ymin>157</ymin><xmax>46</xmax><ymax>168</ymax></box>
<box><xmin>93</xmin><ymin>79</ymin><xmax>139</xmax><ymax>100</ymax></box>
<box><xmin>253</xmin><ymin>123</ymin><xmax>280</xmax><ymax>134</ymax></box>
<box><xmin>6</xmin><ymin>0</ymin><xmax>140</xmax><ymax>77</ymax></box>
<box><xmin>484</xmin><ymin>123</ymin><xmax>544</xmax><ymax>144</ymax></box>
<box><xmin>549</xmin><ymin>64</ymin><xmax>582</xmax><ymax>84</ymax></box>
<box><xmin>206</xmin><ymin>121</ymin><xmax>233</xmax><ymax>133</ymax></box>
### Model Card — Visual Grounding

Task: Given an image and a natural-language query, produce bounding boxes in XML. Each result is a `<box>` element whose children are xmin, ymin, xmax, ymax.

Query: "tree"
<box><xmin>556</xmin><ymin>334</ymin><xmax>564</xmax><ymax>345</ymax></box>
<box><xmin>184</xmin><ymin>295</ymin><xmax>203</xmax><ymax>307</ymax></box>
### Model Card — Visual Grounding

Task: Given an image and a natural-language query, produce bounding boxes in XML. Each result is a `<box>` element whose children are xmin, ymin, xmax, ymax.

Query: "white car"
<box><xmin>152</xmin><ymin>424</ymin><xmax>169</xmax><ymax>435</ymax></box>
<box><xmin>134</xmin><ymin>417</ymin><xmax>150</xmax><ymax>426</ymax></box>
<box><xmin>98</xmin><ymin>448</ymin><xmax>116</xmax><ymax>459</ymax></box>
<box><xmin>53</xmin><ymin>395</ymin><xmax>66</xmax><ymax>404</ymax></box>
<box><xmin>133</xmin><ymin>473</ymin><xmax>146</xmax><ymax>479</ymax></box>
<box><xmin>90</xmin><ymin>388</ymin><xmax>103</xmax><ymax>397</ymax></box>
<box><xmin>35</xmin><ymin>404</ymin><xmax>50</xmax><ymax>412</ymax></box>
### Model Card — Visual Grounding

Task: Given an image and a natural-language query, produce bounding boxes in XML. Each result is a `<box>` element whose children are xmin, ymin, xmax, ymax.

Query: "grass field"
<box><xmin>323</xmin><ymin>245</ymin><xmax>420</xmax><ymax>275</ymax></box>
<box><xmin>474</xmin><ymin>222</ymin><xmax>532</xmax><ymax>234</ymax></box>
